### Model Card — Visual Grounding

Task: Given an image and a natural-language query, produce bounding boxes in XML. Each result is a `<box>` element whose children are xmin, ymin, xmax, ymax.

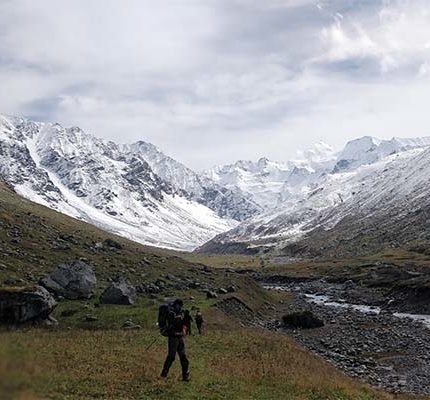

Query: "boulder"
<box><xmin>206</xmin><ymin>290</ymin><xmax>218</xmax><ymax>299</ymax></box>
<box><xmin>144</xmin><ymin>283</ymin><xmax>161</xmax><ymax>294</ymax></box>
<box><xmin>104</xmin><ymin>238</ymin><xmax>123</xmax><ymax>250</ymax></box>
<box><xmin>122</xmin><ymin>319</ymin><xmax>141</xmax><ymax>330</ymax></box>
<box><xmin>100</xmin><ymin>277</ymin><xmax>137</xmax><ymax>305</ymax></box>
<box><xmin>0</xmin><ymin>285</ymin><xmax>56</xmax><ymax>324</ymax></box>
<box><xmin>40</xmin><ymin>260</ymin><xmax>97</xmax><ymax>299</ymax></box>
<box><xmin>282</xmin><ymin>311</ymin><xmax>324</xmax><ymax>329</ymax></box>
<box><xmin>227</xmin><ymin>285</ymin><xmax>237</xmax><ymax>293</ymax></box>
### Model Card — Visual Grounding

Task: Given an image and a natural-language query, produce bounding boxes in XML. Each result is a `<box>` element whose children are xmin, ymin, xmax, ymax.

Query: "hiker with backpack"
<box><xmin>195</xmin><ymin>309</ymin><xmax>204</xmax><ymax>334</ymax></box>
<box><xmin>159</xmin><ymin>298</ymin><xmax>190</xmax><ymax>381</ymax></box>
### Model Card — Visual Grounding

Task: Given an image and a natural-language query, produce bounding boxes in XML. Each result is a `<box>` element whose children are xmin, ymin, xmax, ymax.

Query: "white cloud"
<box><xmin>320</xmin><ymin>0</ymin><xmax>430</xmax><ymax>74</ymax></box>
<box><xmin>1</xmin><ymin>0</ymin><xmax>430</xmax><ymax>169</ymax></box>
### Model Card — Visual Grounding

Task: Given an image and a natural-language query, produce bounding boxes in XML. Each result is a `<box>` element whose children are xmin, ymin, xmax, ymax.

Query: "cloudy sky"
<box><xmin>1</xmin><ymin>0</ymin><xmax>430</xmax><ymax>169</ymax></box>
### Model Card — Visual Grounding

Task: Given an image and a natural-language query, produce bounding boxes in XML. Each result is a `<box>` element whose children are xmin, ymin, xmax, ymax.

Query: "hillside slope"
<box><xmin>199</xmin><ymin>138</ymin><xmax>430</xmax><ymax>257</ymax></box>
<box><xmin>0</xmin><ymin>115</ymin><xmax>244</xmax><ymax>250</ymax></box>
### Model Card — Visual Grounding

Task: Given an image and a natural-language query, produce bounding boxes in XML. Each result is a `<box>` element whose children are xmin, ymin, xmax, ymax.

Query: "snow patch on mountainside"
<box><xmin>200</xmin><ymin>137</ymin><xmax>430</xmax><ymax>252</ymax></box>
<box><xmin>0</xmin><ymin>114</ymin><xmax>237</xmax><ymax>250</ymax></box>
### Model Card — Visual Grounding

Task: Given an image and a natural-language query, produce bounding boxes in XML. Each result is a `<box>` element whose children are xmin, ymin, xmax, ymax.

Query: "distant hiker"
<box><xmin>159</xmin><ymin>299</ymin><xmax>190</xmax><ymax>381</ymax></box>
<box><xmin>184</xmin><ymin>309</ymin><xmax>193</xmax><ymax>335</ymax></box>
<box><xmin>195</xmin><ymin>310</ymin><xmax>204</xmax><ymax>335</ymax></box>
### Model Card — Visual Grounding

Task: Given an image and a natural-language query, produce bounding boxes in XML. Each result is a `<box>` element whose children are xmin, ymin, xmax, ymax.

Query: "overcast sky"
<box><xmin>1</xmin><ymin>0</ymin><xmax>430</xmax><ymax>169</ymax></box>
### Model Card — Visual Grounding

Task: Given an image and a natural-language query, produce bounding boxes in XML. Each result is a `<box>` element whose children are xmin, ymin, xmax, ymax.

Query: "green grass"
<box><xmin>0</xmin><ymin>309</ymin><xmax>414</xmax><ymax>400</ymax></box>
<box><xmin>0</xmin><ymin>183</ymin><xmax>428</xmax><ymax>399</ymax></box>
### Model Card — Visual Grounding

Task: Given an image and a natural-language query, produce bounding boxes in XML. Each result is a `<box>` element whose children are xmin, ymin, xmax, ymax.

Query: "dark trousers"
<box><xmin>161</xmin><ymin>336</ymin><xmax>189</xmax><ymax>377</ymax></box>
<box><xmin>196</xmin><ymin>323</ymin><xmax>202</xmax><ymax>334</ymax></box>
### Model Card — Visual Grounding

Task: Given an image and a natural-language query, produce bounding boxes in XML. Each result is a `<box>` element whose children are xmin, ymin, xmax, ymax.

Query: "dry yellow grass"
<box><xmin>0</xmin><ymin>309</ymin><xmax>425</xmax><ymax>400</ymax></box>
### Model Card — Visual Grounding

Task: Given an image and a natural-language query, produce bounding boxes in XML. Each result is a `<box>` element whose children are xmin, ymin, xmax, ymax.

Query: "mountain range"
<box><xmin>2</xmin><ymin>113</ymin><xmax>430</xmax><ymax>255</ymax></box>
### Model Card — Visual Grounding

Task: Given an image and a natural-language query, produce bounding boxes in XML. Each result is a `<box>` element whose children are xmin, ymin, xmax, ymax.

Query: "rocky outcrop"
<box><xmin>100</xmin><ymin>278</ymin><xmax>136</xmax><ymax>305</ymax></box>
<box><xmin>282</xmin><ymin>311</ymin><xmax>324</xmax><ymax>329</ymax></box>
<box><xmin>40</xmin><ymin>260</ymin><xmax>97</xmax><ymax>299</ymax></box>
<box><xmin>0</xmin><ymin>285</ymin><xmax>56</xmax><ymax>324</ymax></box>
<box><xmin>215</xmin><ymin>296</ymin><xmax>255</xmax><ymax>322</ymax></box>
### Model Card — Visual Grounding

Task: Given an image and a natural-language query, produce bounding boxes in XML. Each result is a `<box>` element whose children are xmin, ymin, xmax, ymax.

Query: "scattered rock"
<box><xmin>40</xmin><ymin>260</ymin><xmax>97</xmax><ymax>300</ymax></box>
<box><xmin>100</xmin><ymin>277</ymin><xmax>137</xmax><ymax>305</ymax></box>
<box><xmin>227</xmin><ymin>285</ymin><xmax>237</xmax><ymax>293</ymax></box>
<box><xmin>218</xmin><ymin>288</ymin><xmax>228</xmax><ymax>295</ymax></box>
<box><xmin>122</xmin><ymin>319</ymin><xmax>142</xmax><ymax>330</ymax></box>
<box><xmin>3</xmin><ymin>277</ymin><xmax>25</xmax><ymax>286</ymax></box>
<box><xmin>0</xmin><ymin>285</ymin><xmax>56</xmax><ymax>324</ymax></box>
<box><xmin>104</xmin><ymin>238</ymin><xmax>123</xmax><ymax>250</ymax></box>
<box><xmin>43</xmin><ymin>315</ymin><xmax>59</xmax><ymax>326</ymax></box>
<box><xmin>144</xmin><ymin>283</ymin><xmax>161</xmax><ymax>294</ymax></box>
<box><xmin>216</xmin><ymin>296</ymin><xmax>254</xmax><ymax>323</ymax></box>
<box><xmin>206</xmin><ymin>290</ymin><xmax>218</xmax><ymax>299</ymax></box>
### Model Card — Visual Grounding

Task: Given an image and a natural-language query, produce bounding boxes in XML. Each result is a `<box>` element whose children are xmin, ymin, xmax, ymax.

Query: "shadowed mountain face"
<box><xmin>0</xmin><ymin>115</ymin><xmax>259</xmax><ymax>251</ymax></box>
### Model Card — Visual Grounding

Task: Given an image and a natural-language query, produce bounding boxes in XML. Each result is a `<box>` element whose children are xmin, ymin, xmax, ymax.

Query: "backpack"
<box><xmin>158</xmin><ymin>303</ymin><xmax>171</xmax><ymax>336</ymax></box>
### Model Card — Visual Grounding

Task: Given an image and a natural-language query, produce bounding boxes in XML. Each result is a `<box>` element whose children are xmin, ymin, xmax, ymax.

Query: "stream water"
<box><xmin>263</xmin><ymin>283</ymin><xmax>430</xmax><ymax>329</ymax></box>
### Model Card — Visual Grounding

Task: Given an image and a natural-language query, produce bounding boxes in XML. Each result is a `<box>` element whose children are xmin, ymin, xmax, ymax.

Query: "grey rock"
<box><xmin>122</xmin><ymin>319</ymin><xmax>141</xmax><ymax>330</ymax></box>
<box><xmin>100</xmin><ymin>277</ymin><xmax>137</xmax><ymax>305</ymax></box>
<box><xmin>0</xmin><ymin>285</ymin><xmax>56</xmax><ymax>324</ymax></box>
<box><xmin>206</xmin><ymin>290</ymin><xmax>218</xmax><ymax>299</ymax></box>
<box><xmin>104</xmin><ymin>238</ymin><xmax>123</xmax><ymax>250</ymax></box>
<box><xmin>40</xmin><ymin>260</ymin><xmax>97</xmax><ymax>300</ymax></box>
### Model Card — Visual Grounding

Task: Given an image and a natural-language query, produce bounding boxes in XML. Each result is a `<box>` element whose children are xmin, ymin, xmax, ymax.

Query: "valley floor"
<box><xmin>0</xmin><ymin>305</ymin><xmax>421</xmax><ymax>400</ymax></box>
<box><xmin>0</xmin><ymin>180</ymin><xmax>429</xmax><ymax>399</ymax></box>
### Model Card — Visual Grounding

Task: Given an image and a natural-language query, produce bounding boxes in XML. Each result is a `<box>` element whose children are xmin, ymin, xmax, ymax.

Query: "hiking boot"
<box><xmin>182</xmin><ymin>372</ymin><xmax>190</xmax><ymax>382</ymax></box>
<box><xmin>160</xmin><ymin>371</ymin><xmax>168</xmax><ymax>379</ymax></box>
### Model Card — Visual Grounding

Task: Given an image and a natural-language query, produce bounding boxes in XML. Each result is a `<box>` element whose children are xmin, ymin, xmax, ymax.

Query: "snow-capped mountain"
<box><xmin>0</xmin><ymin>114</ymin><xmax>244</xmax><ymax>250</ymax></box>
<box><xmin>203</xmin><ymin>142</ymin><xmax>336</xmax><ymax>209</ymax></box>
<box><xmin>125</xmin><ymin>141</ymin><xmax>260</xmax><ymax>221</ymax></box>
<box><xmin>332</xmin><ymin>136</ymin><xmax>430</xmax><ymax>173</ymax></box>
<box><xmin>3</xmin><ymin>112</ymin><xmax>430</xmax><ymax>255</ymax></box>
<box><xmin>198</xmin><ymin>136</ymin><xmax>430</xmax><ymax>255</ymax></box>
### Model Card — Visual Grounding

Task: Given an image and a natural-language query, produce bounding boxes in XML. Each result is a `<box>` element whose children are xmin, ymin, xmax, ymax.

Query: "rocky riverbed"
<box><xmin>263</xmin><ymin>279</ymin><xmax>430</xmax><ymax>395</ymax></box>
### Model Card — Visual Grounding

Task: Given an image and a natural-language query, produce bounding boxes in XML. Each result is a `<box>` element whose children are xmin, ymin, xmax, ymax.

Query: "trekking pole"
<box><xmin>144</xmin><ymin>336</ymin><xmax>159</xmax><ymax>352</ymax></box>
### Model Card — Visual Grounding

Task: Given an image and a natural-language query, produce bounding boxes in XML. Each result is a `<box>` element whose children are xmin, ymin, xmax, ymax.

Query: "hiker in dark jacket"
<box><xmin>184</xmin><ymin>309</ymin><xmax>193</xmax><ymax>335</ymax></box>
<box><xmin>195</xmin><ymin>310</ymin><xmax>204</xmax><ymax>334</ymax></box>
<box><xmin>160</xmin><ymin>299</ymin><xmax>190</xmax><ymax>381</ymax></box>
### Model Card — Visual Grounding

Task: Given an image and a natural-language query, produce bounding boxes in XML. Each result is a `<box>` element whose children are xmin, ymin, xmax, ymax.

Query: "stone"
<box><xmin>122</xmin><ymin>319</ymin><xmax>141</xmax><ymax>330</ymax></box>
<box><xmin>104</xmin><ymin>238</ymin><xmax>123</xmax><ymax>250</ymax></box>
<box><xmin>227</xmin><ymin>285</ymin><xmax>237</xmax><ymax>293</ymax></box>
<box><xmin>0</xmin><ymin>285</ymin><xmax>56</xmax><ymax>324</ymax></box>
<box><xmin>218</xmin><ymin>288</ymin><xmax>228</xmax><ymax>295</ymax></box>
<box><xmin>40</xmin><ymin>260</ymin><xmax>97</xmax><ymax>300</ymax></box>
<box><xmin>282</xmin><ymin>311</ymin><xmax>324</xmax><ymax>329</ymax></box>
<box><xmin>206</xmin><ymin>290</ymin><xmax>218</xmax><ymax>299</ymax></box>
<box><xmin>100</xmin><ymin>277</ymin><xmax>137</xmax><ymax>305</ymax></box>
<box><xmin>145</xmin><ymin>283</ymin><xmax>161</xmax><ymax>294</ymax></box>
<box><xmin>3</xmin><ymin>278</ymin><xmax>25</xmax><ymax>286</ymax></box>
